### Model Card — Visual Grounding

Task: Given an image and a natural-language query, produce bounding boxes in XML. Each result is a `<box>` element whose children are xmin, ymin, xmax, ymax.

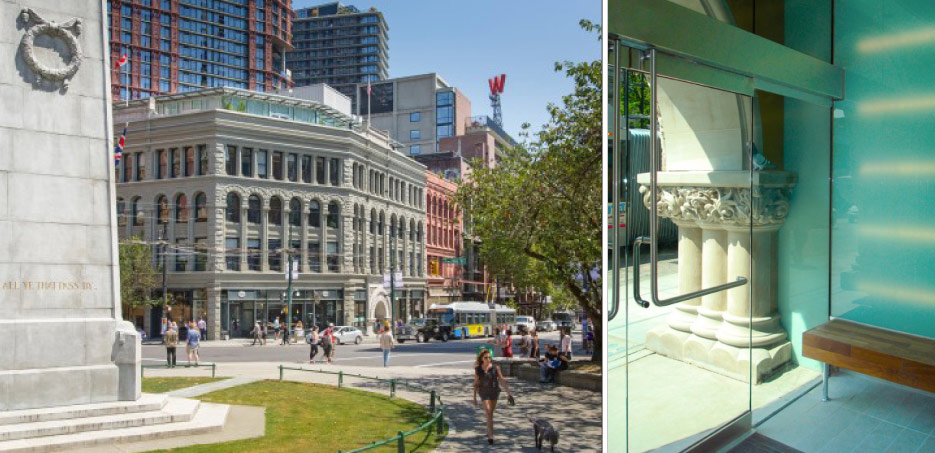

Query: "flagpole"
<box><xmin>123</xmin><ymin>54</ymin><xmax>129</xmax><ymax>108</ymax></box>
<box><xmin>367</xmin><ymin>79</ymin><xmax>371</xmax><ymax>130</ymax></box>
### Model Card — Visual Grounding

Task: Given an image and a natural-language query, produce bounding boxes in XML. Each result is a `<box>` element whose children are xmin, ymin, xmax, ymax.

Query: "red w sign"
<box><xmin>488</xmin><ymin>74</ymin><xmax>506</xmax><ymax>95</ymax></box>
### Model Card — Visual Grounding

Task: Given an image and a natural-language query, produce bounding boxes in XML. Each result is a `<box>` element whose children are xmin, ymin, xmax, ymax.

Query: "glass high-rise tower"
<box><xmin>288</xmin><ymin>2</ymin><xmax>389</xmax><ymax>106</ymax></box>
<box><xmin>106</xmin><ymin>0</ymin><xmax>294</xmax><ymax>101</ymax></box>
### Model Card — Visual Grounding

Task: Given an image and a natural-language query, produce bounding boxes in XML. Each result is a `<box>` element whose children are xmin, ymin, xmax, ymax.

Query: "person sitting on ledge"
<box><xmin>539</xmin><ymin>345</ymin><xmax>568</xmax><ymax>383</ymax></box>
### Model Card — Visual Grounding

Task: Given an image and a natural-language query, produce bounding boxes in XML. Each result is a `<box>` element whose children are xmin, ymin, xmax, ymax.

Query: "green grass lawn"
<box><xmin>146</xmin><ymin>380</ymin><xmax>446</xmax><ymax>453</ymax></box>
<box><xmin>141</xmin><ymin>377</ymin><xmax>226</xmax><ymax>394</ymax></box>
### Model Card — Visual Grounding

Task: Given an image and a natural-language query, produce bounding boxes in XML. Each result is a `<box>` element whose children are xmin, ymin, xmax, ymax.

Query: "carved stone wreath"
<box><xmin>639</xmin><ymin>184</ymin><xmax>792</xmax><ymax>229</ymax></box>
<box><xmin>18</xmin><ymin>8</ymin><xmax>83</xmax><ymax>88</ymax></box>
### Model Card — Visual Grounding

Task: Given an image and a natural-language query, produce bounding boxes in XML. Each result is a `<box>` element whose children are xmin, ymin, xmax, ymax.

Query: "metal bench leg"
<box><xmin>821</xmin><ymin>363</ymin><xmax>830</xmax><ymax>402</ymax></box>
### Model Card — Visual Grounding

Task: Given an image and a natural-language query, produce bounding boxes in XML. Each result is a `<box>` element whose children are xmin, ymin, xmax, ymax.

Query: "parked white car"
<box><xmin>332</xmin><ymin>326</ymin><xmax>363</xmax><ymax>345</ymax></box>
<box><xmin>516</xmin><ymin>316</ymin><xmax>536</xmax><ymax>333</ymax></box>
<box><xmin>536</xmin><ymin>319</ymin><xmax>557</xmax><ymax>332</ymax></box>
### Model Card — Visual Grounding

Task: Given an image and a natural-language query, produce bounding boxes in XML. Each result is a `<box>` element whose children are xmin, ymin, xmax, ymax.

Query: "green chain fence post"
<box><xmin>338</xmin><ymin>371</ymin><xmax>343</xmax><ymax>388</ymax></box>
<box><xmin>429</xmin><ymin>390</ymin><xmax>435</xmax><ymax>413</ymax></box>
<box><xmin>397</xmin><ymin>431</ymin><xmax>404</xmax><ymax>453</ymax></box>
<box><xmin>436</xmin><ymin>408</ymin><xmax>444</xmax><ymax>435</ymax></box>
<box><xmin>279</xmin><ymin>364</ymin><xmax>283</xmax><ymax>381</ymax></box>
<box><xmin>212</xmin><ymin>363</ymin><xmax>216</xmax><ymax>378</ymax></box>
<box><xmin>390</xmin><ymin>379</ymin><xmax>395</xmax><ymax>398</ymax></box>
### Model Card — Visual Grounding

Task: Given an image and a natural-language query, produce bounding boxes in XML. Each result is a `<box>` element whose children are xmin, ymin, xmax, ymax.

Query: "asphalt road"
<box><xmin>142</xmin><ymin>331</ymin><xmax>589</xmax><ymax>370</ymax></box>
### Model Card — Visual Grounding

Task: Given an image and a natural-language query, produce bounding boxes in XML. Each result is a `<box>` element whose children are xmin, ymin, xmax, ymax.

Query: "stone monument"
<box><xmin>0</xmin><ymin>2</ymin><xmax>233</xmax><ymax>450</ymax></box>
<box><xmin>1</xmin><ymin>0</ymin><xmax>140</xmax><ymax>411</ymax></box>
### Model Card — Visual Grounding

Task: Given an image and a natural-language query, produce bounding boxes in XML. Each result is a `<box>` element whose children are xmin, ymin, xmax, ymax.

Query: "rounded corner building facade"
<box><xmin>114</xmin><ymin>87</ymin><xmax>427</xmax><ymax>340</ymax></box>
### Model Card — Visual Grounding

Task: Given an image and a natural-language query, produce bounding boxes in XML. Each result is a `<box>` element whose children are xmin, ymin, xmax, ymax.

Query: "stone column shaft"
<box><xmin>718</xmin><ymin>230</ymin><xmax>786</xmax><ymax>348</ymax></box>
<box><xmin>692</xmin><ymin>227</ymin><xmax>726</xmax><ymax>340</ymax></box>
<box><xmin>669</xmin><ymin>224</ymin><xmax>702</xmax><ymax>333</ymax></box>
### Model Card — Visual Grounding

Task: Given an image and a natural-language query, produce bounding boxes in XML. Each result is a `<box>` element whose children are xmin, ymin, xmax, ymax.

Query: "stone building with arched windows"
<box><xmin>114</xmin><ymin>87</ymin><xmax>427</xmax><ymax>339</ymax></box>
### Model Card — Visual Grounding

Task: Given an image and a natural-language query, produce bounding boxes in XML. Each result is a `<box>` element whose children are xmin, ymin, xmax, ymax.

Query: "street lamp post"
<box><xmin>159</xmin><ymin>206</ymin><xmax>169</xmax><ymax>335</ymax></box>
<box><xmin>389</xmin><ymin>231</ymin><xmax>396</xmax><ymax>334</ymax></box>
<box><xmin>286</xmin><ymin>225</ymin><xmax>295</xmax><ymax>341</ymax></box>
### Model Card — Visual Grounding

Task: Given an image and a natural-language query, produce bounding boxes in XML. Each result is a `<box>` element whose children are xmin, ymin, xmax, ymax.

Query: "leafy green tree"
<box><xmin>119</xmin><ymin>240</ymin><xmax>161</xmax><ymax>321</ymax></box>
<box><xmin>457</xmin><ymin>21</ymin><xmax>602</xmax><ymax>361</ymax></box>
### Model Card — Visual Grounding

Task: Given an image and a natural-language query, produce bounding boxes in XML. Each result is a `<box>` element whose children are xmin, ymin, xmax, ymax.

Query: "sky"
<box><xmin>293</xmin><ymin>0</ymin><xmax>602</xmax><ymax>139</ymax></box>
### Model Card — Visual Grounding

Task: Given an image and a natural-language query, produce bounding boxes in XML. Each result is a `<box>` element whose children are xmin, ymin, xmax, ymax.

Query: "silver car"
<box><xmin>536</xmin><ymin>319</ymin><xmax>557</xmax><ymax>332</ymax></box>
<box><xmin>332</xmin><ymin>326</ymin><xmax>363</xmax><ymax>345</ymax></box>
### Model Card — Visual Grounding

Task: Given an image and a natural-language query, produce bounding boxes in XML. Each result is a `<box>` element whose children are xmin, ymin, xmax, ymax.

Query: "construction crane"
<box><xmin>488</xmin><ymin>73</ymin><xmax>506</xmax><ymax>127</ymax></box>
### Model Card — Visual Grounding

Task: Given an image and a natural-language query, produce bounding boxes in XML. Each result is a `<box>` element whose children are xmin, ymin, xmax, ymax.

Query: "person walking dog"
<box><xmin>473</xmin><ymin>348</ymin><xmax>513</xmax><ymax>445</ymax></box>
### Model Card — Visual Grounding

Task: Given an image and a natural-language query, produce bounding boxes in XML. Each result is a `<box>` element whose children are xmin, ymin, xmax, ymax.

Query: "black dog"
<box><xmin>529</xmin><ymin>417</ymin><xmax>559</xmax><ymax>451</ymax></box>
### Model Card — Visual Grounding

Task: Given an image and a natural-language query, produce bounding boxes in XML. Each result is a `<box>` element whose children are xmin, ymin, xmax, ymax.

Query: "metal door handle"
<box><xmin>631</xmin><ymin>236</ymin><xmax>746</xmax><ymax>308</ymax></box>
<box><xmin>634</xmin><ymin>48</ymin><xmax>747</xmax><ymax>309</ymax></box>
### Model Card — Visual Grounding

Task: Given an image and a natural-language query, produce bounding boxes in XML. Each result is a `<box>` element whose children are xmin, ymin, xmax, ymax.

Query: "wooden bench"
<box><xmin>803</xmin><ymin>319</ymin><xmax>935</xmax><ymax>397</ymax></box>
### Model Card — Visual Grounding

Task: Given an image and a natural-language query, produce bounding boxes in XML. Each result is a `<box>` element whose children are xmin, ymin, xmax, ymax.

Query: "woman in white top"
<box><xmin>560</xmin><ymin>327</ymin><xmax>573</xmax><ymax>360</ymax></box>
<box><xmin>379</xmin><ymin>329</ymin><xmax>395</xmax><ymax>367</ymax></box>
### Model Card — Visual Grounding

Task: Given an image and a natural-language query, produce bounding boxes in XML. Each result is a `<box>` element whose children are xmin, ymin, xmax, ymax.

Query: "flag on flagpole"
<box><xmin>114</xmin><ymin>53</ymin><xmax>128</xmax><ymax>69</ymax></box>
<box><xmin>114</xmin><ymin>126</ymin><xmax>127</xmax><ymax>166</ymax></box>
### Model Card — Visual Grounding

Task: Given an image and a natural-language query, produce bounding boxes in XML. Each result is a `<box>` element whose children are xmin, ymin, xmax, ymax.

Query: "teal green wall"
<box><xmin>777</xmin><ymin>0</ymin><xmax>832</xmax><ymax>371</ymax></box>
<box><xmin>830</xmin><ymin>1</ymin><xmax>935</xmax><ymax>338</ymax></box>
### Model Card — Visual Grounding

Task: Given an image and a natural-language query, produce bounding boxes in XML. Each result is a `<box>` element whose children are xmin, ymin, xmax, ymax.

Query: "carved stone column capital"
<box><xmin>639</xmin><ymin>182</ymin><xmax>792</xmax><ymax>231</ymax></box>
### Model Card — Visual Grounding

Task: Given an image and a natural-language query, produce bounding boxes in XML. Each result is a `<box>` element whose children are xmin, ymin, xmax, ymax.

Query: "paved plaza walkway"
<box><xmin>145</xmin><ymin>361</ymin><xmax>602</xmax><ymax>452</ymax></box>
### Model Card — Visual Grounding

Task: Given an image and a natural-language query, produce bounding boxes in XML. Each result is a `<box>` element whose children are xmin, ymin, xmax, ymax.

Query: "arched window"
<box><xmin>194</xmin><ymin>193</ymin><xmax>207</xmax><ymax>222</ymax></box>
<box><xmin>389</xmin><ymin>215</ymin><xmax>397</xmax><ymax>237</ymax></box>
<box><xmin>370</xmin><ymin>208</ymin><xmax>376</xmax><ymax>234</ymax></box>
<box><xmin>326</xmin><ymin>202</ymin><xmax>340</xmax><ymax>229</ymax></box>
<box><xmin>418</xmin><ymin>222</ymin><xmax>423</xmax><ymax>242</ymax></box>
<box><xmin>399</xmin><ymin>217</ymin><xmax>406</xmax><ymax>239</ymax></box>
<box><xmin>248</xmin><ymin>195</ymin><xmax>262</xmax><ymax>224</ymax></box>
<box><xmin>116</xmin><ymin>197</ymin><xmax>126</xmax><ymax>226</ymax></box>
<box><xmin>226</xmin><ymin>193</ymin><xmax>241</xmax><ymax>223</ymax></box>
<box><xmin>175</xmin><ymin>194</ymin><xmax>188</xmax><ymax>223</ymax></box>
<box><xmin>378</xmin><ymin>211</ymin><xmax>385</xmax><ymax>235</ymax></box>
<box><xmin>410</xmin><ymin>219</ymin><xmax>415</xmax><ymax>241</ymax></box>
<box><xmin>132</xmin><ymin>197</ymin><xmax>143</xmax><ymax>226</ymax></box>
<box><xmin>269</xmin><ymin>197</ymin><xmax>282</xmax><ymax>225</ymax></box>
<box><xmin>156</xmin><ymin>195</ymin><xmax>169</xmax><ymax>224</ymax></box>
<box><xmin>289</xmin><ymin>198</ymin><xmax>302</xmax><ymax>227</ymax></box>
<box><xmin>308</xmin><ymin>200</ymin><xmax>321</xmax><ymax>228</ymax></box>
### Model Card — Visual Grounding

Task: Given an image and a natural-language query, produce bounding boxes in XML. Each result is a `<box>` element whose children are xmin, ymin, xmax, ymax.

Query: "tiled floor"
<box><xmin>755</xmin><ymin>369</ymin><xmax>935</xmax><ymax>452</ymax></box>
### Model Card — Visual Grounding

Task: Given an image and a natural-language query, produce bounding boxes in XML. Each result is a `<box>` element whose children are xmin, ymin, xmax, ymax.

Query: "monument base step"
<box><xmin>0</xmin><ymin>394</ymin><xmax>169</xmax><ymax>426</ymax></box>
<box><xmin>646</xmin><ymin>325</ymin><xmax>792</xmax><ymax>383</ymax></box>
<box><xmin>0</xmin><ymin>396</ymin><xmax>229</xmax><ymax>452</ymax></box>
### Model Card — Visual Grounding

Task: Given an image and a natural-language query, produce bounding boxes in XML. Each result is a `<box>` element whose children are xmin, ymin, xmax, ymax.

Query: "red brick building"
<box><xmin>106</xmin><ymin>0</ymin><xmax>293</xmax><ymax>101</ymax></box>
<box><xmin>425</xmin><ymin>171</ymin><xmax>461</xmax><ymax>305</ymax></box>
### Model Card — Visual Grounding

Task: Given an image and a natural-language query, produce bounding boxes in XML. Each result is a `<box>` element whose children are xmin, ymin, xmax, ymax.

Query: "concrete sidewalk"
<box><xmin>145</xmin><ymin>361</ymin><xmax>602</xmax><ymax>452</ymax></box>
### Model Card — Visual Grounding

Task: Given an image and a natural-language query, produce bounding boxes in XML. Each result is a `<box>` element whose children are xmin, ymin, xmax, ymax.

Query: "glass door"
<box><xmin>608</xmin><ymin>41</ymin><xmax>758</xmax><ymax>451</ymax></box>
